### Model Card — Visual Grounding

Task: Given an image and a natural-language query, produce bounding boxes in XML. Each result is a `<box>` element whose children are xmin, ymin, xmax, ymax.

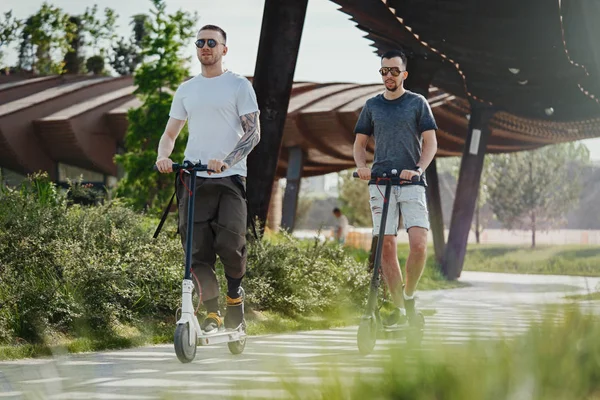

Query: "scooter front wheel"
<box><xmin>357</xmin><ymin>316</ymin><xmax>377</xmax><ymax>355</ymax></box>
<box><xmin>174</xmin><ymin>323</ymin><xmax>197</xmax><ymax>363</ymax></box>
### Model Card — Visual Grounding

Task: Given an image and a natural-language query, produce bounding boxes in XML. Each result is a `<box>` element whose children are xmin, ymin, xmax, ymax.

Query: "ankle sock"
<box><xmin>226</xmin><ymin>274</ymin><xmax>243</xmax><ymax>299</ymax></box>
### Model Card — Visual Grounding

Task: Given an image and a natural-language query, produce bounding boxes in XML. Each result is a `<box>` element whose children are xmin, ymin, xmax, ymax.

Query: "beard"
<box><xmin>385</xmin><ymin>79</ymin><xmax>402</xmax><ymax>92</ymax></box>
<box><xmin>199</xmin><ymin>53</ymin><xmax>220</xmax><ymax>66</ymax></box>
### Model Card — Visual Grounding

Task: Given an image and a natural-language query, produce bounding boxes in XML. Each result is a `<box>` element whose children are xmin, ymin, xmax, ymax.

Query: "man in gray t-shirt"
<box><xmin>353</xmin><ymin>49</ymin><xmax>438</xmax><ymax>328</ymax></box>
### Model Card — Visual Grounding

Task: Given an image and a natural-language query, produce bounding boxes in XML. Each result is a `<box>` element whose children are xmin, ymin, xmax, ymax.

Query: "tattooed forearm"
<box><xmin>224</xmin><ymin>111</ymin><xmax>261</xmax><ymax>167</ymax></box>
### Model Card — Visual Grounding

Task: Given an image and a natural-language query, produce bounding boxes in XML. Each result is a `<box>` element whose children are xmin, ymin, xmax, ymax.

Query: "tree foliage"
<box><xmin>109</xmin><ymin>14</ymin><xmax>148</xmax><ymax>76</ymax></box>
<box><xmin>114</xmin><ymin>0</ymin><xmax>196</xmax><ymax>212</ymax></box>
<box><xmin>80</xmin><ymin>5</ymin><xmax>118</xmax><ymax>56</ymax></box>
<box><xmin>62</xmin><ymin>16</ymin><xmax>85</xmax><ymax>74</ymax></box>
<box><xmin>338</xmin><ymin>169</ymin><xmax>372</xmax><ymax>227</ymax></box>
<box><xmin>0</xmin><ymin>11</ymin><xmax>22</xmax><ymax>69</ymax></box>
<box><xmin>17</xmin><ymin>3</ymin><xmax>76</xmax><ymax>75</ymax></box>
<box><xmin>488</xmin><ymin>142</ymin><xmax>590</xmax><ymax>247</ymax></box>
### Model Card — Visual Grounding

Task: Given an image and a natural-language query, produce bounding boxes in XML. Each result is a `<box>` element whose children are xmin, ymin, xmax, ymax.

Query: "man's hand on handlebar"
<box><xmin>400</xmin><ymin>169</ymin><xmax>420</xmax><ymax>184</ymax></box>
<box><xmin>356</xmin><ymin>167</ymin><xmax>371</xmax><ymax>180</ymax></box>
<box><xmin>207</xmin><ymin>159</ymin><xmax>229</xmax><ymax>175</ymax></box>
<box><xmin>156</xmin><ymin>157</ymin><xmax>174</xmax><ymax>173</ymax></box>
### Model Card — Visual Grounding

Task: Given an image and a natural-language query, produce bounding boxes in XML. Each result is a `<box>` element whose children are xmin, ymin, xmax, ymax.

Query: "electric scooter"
<box><xmin>154</xmin><ymin>160</ymin><xmax>247</xmax><ymax>363</ymax></box>
<box><xmin>353</xmin><ymin>169</ymin><xmax>425</xmax><ymax>355</ymax></box>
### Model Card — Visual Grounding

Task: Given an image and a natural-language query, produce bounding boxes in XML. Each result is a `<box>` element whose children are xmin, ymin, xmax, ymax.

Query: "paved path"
<box><xmin>1</xmin><ymin>272</ymin><xmax>598</xmax><ymax>399</ymax></box>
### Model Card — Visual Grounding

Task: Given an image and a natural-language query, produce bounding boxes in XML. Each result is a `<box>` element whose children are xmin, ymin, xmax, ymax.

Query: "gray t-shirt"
<box><xmin>354</xmin><ymin>90</ymin><xmax>437</xmax><ymax>186</ymax></box>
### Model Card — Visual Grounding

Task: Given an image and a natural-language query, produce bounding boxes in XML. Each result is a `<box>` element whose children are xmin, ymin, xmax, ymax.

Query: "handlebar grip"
<box><xmin>411</xmin><ymin>175</ymin><xmax>420</xmax><ymax>183</ymax></box>
<box><xmin>352</xmin><ymin>172</ymin><xmax>359</xmax><ymax>178</ymax></box>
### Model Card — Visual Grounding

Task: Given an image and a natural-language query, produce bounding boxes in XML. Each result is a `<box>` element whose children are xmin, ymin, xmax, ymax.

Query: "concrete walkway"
<box><xmin>1</xmin><ymin>272</ymin><xmax>598</xmax><ymax>399</ymax></box>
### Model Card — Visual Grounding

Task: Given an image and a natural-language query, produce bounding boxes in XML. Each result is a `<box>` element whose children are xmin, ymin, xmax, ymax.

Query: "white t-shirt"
<box><xmin>169</xmin><ymin>71</ymin><xmax>259</xmax><ymax>178</ymax></box>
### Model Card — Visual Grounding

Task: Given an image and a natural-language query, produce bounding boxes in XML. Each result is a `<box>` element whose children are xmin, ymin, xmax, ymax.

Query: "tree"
<box><xmin>62</xmin><ymin>16</ymin><xmax>85</xmax><ymax>74</ymax></box>
<box><xmin>338</xmin><ymin>169</ymin><xmax>372</xmax><ymax>227</ymax></box>
<box><xmin>109</xmin><ymin>14</ymin><xmax>149</xmax><ymax>76</ymax></box>
<box><xmin>81</xmin><ymin>5</ymin><xmax>118</xmax><ymax>57</ymax></box>
<box><xmin>0</xmin><ymin>11</ymin><xmax>22</xmax><ymax>69</ymax></box>
<box><xmin>114</xmin><ymin>0</ymin><xmax>196</xmax><ymax>211</ymax></box>
<box><xmin>85</xmin><ymin>54</ymin><xmax>105</xmax><ymax>75</ymax></box>
<box><xmin>16</xmin><ymin>3</ymin><xmax>75</xmax><ymax>75</ymax></box>
<box><xmin>437</xmin><ymin>156</ymin><xmax>495</xmax><ymax>244</ymax></box>
<box><xmin>488</xmin><ymin>142</ymin><xmax>590</xmax><ymax>248</ymax></box>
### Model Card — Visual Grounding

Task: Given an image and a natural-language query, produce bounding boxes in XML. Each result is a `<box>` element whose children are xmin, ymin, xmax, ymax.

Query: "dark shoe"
<box><xmin>382</xmin><ymin>307</ymin><xmax>408</xmax><ymax>328</ymax></box>
<box><xmin>224</xmin><ymin>291</ymin><xmax>244</xmax><ymax>330</ymax></box>
<box><xmin>201</xmin><ymin>312</ymin><xmax>222</xmax><ymax>334</ymax></box>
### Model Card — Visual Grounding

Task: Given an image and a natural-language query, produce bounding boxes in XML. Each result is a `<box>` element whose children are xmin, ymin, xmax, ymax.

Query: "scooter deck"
<box><xmin>197</xmin><ymin>327</ymin><xmax>246</xmax><ymax>346</ymax></box>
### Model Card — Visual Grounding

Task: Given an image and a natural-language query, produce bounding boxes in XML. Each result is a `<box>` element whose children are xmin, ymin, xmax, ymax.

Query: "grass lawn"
<box><xmin>461</xmin><ymin>244</ymin><xmax>600</xmax><ymax>276</ymax></box>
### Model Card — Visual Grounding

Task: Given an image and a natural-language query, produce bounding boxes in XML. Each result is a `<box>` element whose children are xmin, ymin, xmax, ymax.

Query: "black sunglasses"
<box><xmin>195</xmin><ymin>38</ymin><xmax>224</xmax><ymax>48</ymax></box>
<box><xmin>379</xmin><ymin>67</ymin><xmax>405</xmax><ymax>77</ymax></box>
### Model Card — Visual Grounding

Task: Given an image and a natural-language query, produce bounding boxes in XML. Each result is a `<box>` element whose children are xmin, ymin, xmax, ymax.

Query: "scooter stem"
<box><xmin>365</xmin><ymin>179</ymin><xmax>393</xmax><ymax>312</ymax></box>
<box><xmin>184</xmin><ymin>171</ymin><xmax>196</xmax><ymax>281</ymax></box>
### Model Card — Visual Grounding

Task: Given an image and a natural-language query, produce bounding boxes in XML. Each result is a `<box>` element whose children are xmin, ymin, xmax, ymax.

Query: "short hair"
<box><xmin>381</xmin><ymin>49</ymin><xmax>407</xmax><ymax>68</ymax></box>
<box><xmin>199</xmin><ymin>24</ymin><xmax>227</xmax><ymax>43</ymax></box>
<box><xmin>333</xmin><ymin>207</ymin><xmax>341</xmax><ymax>213</ymax></box>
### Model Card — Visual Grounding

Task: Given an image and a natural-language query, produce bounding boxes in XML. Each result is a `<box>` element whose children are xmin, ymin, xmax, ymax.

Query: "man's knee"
<box><xmin>408</xmin><ymin>229</ymin><xmax>428</xmax><ymax>257</ymax></box>
<box><xmin>213</xmin><ymin>222</ymin><xmax>246</xmax><ymax>278</ymax></box>
<box><xmin>381</xmin><ymin>236</ymin><xmax>397</xmax><ymax>262</ymax></box>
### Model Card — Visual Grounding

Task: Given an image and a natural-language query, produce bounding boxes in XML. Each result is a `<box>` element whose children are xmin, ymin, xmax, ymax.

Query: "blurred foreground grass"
<box><xmin>237</xmin><ymin>306</ymin><xmax>600</xmax><ymax>400</ymax></box>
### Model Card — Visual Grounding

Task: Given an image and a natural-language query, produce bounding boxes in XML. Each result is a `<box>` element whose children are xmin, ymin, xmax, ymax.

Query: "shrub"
<box><xmin>0</xmin><ymin>174</ymin><xmax>370</xmax><ymax>345</ymax></box>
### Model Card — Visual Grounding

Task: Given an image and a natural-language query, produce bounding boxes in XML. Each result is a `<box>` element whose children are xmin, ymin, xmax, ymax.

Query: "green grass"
<box><xmin>462</xmin><ymin>244</ymin><xmax>600</xmax><ymax>276</ymax></box>
<box><xmin>566</xmin><ymin>292</ymin><xmax>600</xmax><ymax>301</ymax></box>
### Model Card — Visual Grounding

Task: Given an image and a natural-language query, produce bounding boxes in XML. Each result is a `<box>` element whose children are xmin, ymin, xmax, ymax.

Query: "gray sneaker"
<box><xmin>382</xmin><ymin>308</ymin><xmax>408</xmax><ymax>328</ymax></box>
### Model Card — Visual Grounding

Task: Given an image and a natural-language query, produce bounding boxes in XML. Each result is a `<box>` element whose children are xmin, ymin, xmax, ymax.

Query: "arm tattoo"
<box><xmin>223</xmin><ymin>111</ymin><xmax>261</xmax><ymax>167</ymax></box>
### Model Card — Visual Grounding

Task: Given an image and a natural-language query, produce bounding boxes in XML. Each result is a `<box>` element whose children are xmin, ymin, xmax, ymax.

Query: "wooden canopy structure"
<box><xmin>246</xmin><ymin>0</ymin><xmax>600</xmax><ymax>279</ymax></box>
<box><xmin>1</xmin><ymin>0</ymin><xmax>599</xmax><ymax>278</ymax></box>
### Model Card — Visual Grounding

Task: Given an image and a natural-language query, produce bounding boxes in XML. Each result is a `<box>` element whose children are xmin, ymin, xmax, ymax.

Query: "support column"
<box><xmin>404</xmin><ymin>57</ymin><xmax>445</xmax><ymax>267</ymax></box>
<box><xmin>266</xmin><ymin>179</ymin><xmax>282</xmax><ymax>232</ymax></box>
<box><xmin>425</xmin><ymin>159</ymin><xmax>445</xmax><ymax>265</ymax></box>
<box><xmin>442</xmin><ymin>102</ymin><xmax>496</xmax><ymax>280</ymax></box>
<box><xmin>281</xmin><ymin>146</ymin><xmax>304</xmax><ymax>231</ymax></box>
<box><xmin>246</xmin><ymin>0</ymin><xmax>309</xmax><ymax>236</ymax></box>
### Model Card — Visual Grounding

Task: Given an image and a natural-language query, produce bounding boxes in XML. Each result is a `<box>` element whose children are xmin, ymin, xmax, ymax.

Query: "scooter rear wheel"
<box><xmin>357</xmin><ymin>316</ymin><xmax>377</xmax><ymax>355</ymax></box>
<box><xmin>174</xmin><ymin>323</ymin><xmax>197</xmax><ymax>363</ymax></box>
<box><xmin>407</xmin><ymin>312</ymin><xmax>425</xmax><ymax>347</ymax></box>
<box><xmin>227</xmin><ymin>320</ymin><xmax>247</xmax><ymax>355</ymax></box>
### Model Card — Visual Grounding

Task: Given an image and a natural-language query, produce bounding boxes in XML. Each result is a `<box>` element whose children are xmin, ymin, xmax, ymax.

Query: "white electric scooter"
<box><xmin>155</xmin><ymin>160</ymin><xmax>247</xmax><ymax>363</ymax></box>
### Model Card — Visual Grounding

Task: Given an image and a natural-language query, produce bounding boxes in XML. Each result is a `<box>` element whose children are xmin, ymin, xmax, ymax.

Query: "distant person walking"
<box><xmin>333</xmin><ymin>207</ymin><xmax>349</xmax><ymax>244</ymax></box>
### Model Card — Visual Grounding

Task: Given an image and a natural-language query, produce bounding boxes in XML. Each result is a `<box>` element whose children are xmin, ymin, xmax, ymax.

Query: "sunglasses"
<box><xmin>379</xmin><ymin>67</ymin><xmax>405</xmax><ymax>77</ymax></box>
<box><xmin>195</xmin><ymin>38</ymin><xmax>223</xmax><ymax>48</ymax></box>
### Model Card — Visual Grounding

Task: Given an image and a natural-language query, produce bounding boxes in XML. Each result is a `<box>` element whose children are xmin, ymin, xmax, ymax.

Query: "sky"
<box><xmin>2</xmin><ymin>0</ymin><xmax>600</xmax><ymax>160</ymax></box>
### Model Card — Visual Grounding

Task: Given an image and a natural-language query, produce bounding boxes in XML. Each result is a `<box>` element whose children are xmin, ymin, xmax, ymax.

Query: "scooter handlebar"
<box><xmin>152</xmin><ymin>161</ymin><xmax>218</xmax><ymax>173</ymax></box>
<box><xmin>352</xmin><ymin>170</ymin><xmax>420</xmax><ymax>183</ymax></box>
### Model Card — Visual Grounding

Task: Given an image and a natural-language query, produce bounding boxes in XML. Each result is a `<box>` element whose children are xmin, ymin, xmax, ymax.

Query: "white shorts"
<box><xmin>369</xmin><ymin>184</ymin><xmax>430</xmax><ymax>236</ymax></box>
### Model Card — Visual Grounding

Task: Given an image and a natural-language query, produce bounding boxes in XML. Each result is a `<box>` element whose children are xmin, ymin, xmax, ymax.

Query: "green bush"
<box><xmin>0</xmin><ymin>174</ymin><xmax>370</xmax><ymax>345</ymax></box>
<box><xmin>0</xmin><ymin>174</ymin><xmax>182</xmax><ymax>344</ymax></box>
<box><xmin>243</xmin><ymin>234</ymin><xmax>369</xmax><ymax>316</ymax></box>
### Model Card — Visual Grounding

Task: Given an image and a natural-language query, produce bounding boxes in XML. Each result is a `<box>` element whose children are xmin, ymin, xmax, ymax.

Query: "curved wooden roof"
<box><xmin>1</xmin><ymin>74</ymin><xmax>598</xmax><ymax>180</ymax></box>
<box><xmin>332</xmin><ymin>0</ymin><xmax>600</xmax><ymax>121</ymax></box>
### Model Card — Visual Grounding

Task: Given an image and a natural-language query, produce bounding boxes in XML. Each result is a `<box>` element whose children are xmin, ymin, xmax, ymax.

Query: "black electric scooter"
<box><xmin>154</xmin><ymin>160</ymin><xmax>247</xmax><ymax>363</ymax></box>
<box><xmin>353</xmin><ymin>169</ymin><xmax>425</xmax><ymax>355</ymax></box>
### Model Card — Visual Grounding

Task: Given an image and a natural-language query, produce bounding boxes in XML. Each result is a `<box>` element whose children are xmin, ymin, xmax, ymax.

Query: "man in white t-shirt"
<box><xmin>155</xmin><ymin>25</ymin><xmax>260</xmax><ymax>334</ymax></box>
<box><xmin>333</xmin><ymin>208</ymin><xmax>349</xmax><ymax>244</ymax></box>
